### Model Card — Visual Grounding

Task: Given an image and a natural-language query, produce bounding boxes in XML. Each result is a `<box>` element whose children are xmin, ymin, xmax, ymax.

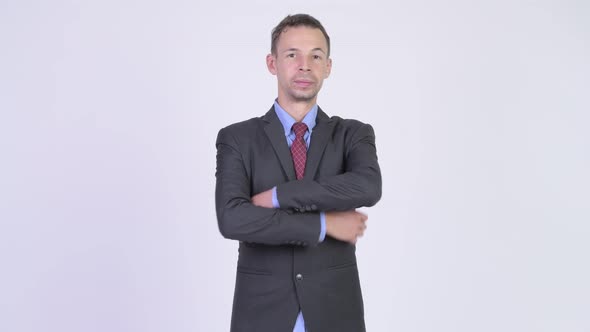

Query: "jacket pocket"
<box><xmin>326</xmin><ymin>261</ymin><xmax>357</xmax><ymax>271</ymax></box>
<box><xmin>237</xmin><ymin>266</ymin><xmax>272</xmax><ymax>276</ymax></box>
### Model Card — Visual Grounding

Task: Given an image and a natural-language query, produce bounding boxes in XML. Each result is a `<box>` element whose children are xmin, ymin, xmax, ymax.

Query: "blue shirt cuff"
<box><xmin>271</xmin><ymin>187</ymin><xmax>280</xmax><ymax>208</ymax></box>
<box><xmin>319</xmin><ymin>212</ymin><xmax>326</xmax><ymax>242</ymax></box>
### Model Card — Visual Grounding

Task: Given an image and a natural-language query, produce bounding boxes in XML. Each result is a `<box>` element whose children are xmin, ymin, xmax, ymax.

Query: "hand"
<box><xmin>251</xmin><ymin>189</ymin><xmax>274</xmax><ymax>208</ymax></box>
<box><xmin>325</xmin><ymin>210</ymin><xmax>368</xmax><ymax>245</ymax></box>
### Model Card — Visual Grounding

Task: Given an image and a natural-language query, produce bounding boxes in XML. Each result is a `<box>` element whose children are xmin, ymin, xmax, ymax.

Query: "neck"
<box><xmin>276</xmin><ymin>96</ymin><xmax>317</xmax><ymax>122</ymax></box>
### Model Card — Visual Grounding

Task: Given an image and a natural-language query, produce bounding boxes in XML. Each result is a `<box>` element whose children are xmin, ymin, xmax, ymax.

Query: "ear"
<box><xmin>266</xmin><ymin>53</ymin><xmax>277</xmax><ymax>75</ymax></box>
<box><xmin>325</xmin><ymin>58</ymin><xmax>332</xmax><ymax>79</ymax></box>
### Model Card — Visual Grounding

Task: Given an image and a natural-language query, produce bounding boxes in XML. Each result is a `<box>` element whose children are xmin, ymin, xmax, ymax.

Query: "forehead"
<box><xmin>277</xmin><ymin>26</ymin><xmax>328</xmax><ymax>52</ymax></box>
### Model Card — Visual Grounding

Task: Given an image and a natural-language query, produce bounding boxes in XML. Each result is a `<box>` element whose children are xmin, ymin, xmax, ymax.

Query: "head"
<box><xmin>266</xmin><ymin>14</ymin><xmax>332</xmax><ymax>105</ymax></box>
<box><xmin>270</xmin><ymin>14</ymin><xmax>331</xmax><ymax>57</ymax></box>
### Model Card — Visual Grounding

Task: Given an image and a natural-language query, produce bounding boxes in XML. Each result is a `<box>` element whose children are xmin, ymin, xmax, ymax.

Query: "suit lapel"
<box><xmin>263</xmin><ymin>107</ymin><xmax>297</xmax><ymax>181</ymax></box>
<box><xmin>304</xmin><ymin>108</ymin><xmax>334</xmax><ymax>180</ymax></box>
<box><xmin>263</xmin><ymin>106</ymin><xmax>335</xmax><ymax>181</ymax></box>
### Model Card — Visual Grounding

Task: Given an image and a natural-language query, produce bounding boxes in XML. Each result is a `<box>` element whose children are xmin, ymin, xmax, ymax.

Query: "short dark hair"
<box><xmin>271</xmin><ymin>14</ymin><xmax>331</xmax><ymax>57</ymax></box>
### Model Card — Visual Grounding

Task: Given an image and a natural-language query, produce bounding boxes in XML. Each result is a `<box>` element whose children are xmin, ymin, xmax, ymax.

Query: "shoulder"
<box><xmin>219</xmin><ymin>115</ymin><xmax>264</xmax><ymax>134</ymax></box>
<box><xmin>318</xmin><ymin>107</ymin><xmax>374</xmax><ymax>132</ymax></box>
<box><xmin>330</xmin><ymin>116</ymin><xmax>368</xmax><ymax>128</ymax></box>
<box><xmin>326</xmin><ymin>115</ymin><xmax>376</xmax><ymax>138</ymax></box>
<box><xmin>216</xmin><ymin>116</ymin><xmax>264</xmax><ymax>145</ymax></box>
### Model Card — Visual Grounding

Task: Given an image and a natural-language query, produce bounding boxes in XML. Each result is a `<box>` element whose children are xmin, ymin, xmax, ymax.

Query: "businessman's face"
<box><xmin>266</xmin><ymin>26</ymin><xmax>332</xmax><ymax>104</ymax></box>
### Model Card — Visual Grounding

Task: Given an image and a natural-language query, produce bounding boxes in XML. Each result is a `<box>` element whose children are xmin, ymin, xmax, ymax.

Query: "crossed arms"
<box><xmin>215</xmin><ymin>122</ymin><xmax>381</xmax><ymax>246</ymax></box>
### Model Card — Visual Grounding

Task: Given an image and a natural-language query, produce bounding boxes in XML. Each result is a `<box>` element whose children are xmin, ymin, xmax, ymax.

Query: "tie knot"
<box><xmin>292</xmin><ymin>122</ymin><xmax>308</xmax><ymax>138</ymax></box>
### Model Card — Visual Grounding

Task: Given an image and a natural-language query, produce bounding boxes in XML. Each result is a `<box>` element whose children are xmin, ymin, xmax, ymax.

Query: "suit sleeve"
<box><xmin>276</xmin><ymin>123</ymin><xmax>382</xmax><ymax>212</ymax></box>
<box><xmin>215</xmin><ymin>127</ymin><xmax>321</xmax><ymax>246</ymax></box>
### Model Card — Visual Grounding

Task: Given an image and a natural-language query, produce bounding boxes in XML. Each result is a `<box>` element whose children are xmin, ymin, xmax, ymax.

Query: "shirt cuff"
<box><xmin>271</xmin><ymin>187</ymin><xmax>280</xmax><ymax>208</ymax></box>
<box><xmin>319</xmin><ymin>212</ymin><xmax>326</xmax><ymax>242</ymax></box>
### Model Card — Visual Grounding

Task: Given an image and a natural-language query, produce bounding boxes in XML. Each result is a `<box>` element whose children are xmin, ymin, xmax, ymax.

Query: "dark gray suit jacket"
<box><xmin>215</xmin><ymin>105</ymin><xmax>382</xmax><ymax>332</ymax></box>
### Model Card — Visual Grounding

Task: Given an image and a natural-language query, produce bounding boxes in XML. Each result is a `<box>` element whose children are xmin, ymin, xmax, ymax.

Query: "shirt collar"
<box><xmin>273</xmin><ymin>99</ymin><xmax>318</xmax><ymax>137</ymax></box>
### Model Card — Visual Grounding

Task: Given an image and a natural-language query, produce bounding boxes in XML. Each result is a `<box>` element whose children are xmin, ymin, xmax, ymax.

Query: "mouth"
<box><xmin>293</xmin><ymin>79</ymin><xmax>314</xmax><ymax>88</ymax></box>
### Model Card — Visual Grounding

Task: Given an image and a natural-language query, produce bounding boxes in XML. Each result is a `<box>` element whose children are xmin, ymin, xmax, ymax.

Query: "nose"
<box><xmin>298</xmin><ymin>56</ymin><xmax>310</xmax><ymax>72</ymax></box>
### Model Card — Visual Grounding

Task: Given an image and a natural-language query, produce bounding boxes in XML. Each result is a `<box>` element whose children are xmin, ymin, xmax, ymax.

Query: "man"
<box><xmin>215</xmin><ymin>14</ymin><xmax>382</xmax><ymax>332</ymax></box>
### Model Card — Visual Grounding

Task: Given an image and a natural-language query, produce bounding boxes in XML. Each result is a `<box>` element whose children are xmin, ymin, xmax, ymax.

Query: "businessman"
<box><xmin>215</xmin><ymin>14</ymin><xmax>382</xmax><ymax>332</ymax></box>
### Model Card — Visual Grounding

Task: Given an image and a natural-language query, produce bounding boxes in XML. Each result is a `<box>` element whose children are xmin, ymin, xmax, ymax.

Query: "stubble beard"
<box><xmin>290</xmin><ymin>90</ymin><xmax>317</xmax><ymax>102</ymax></box>
<box><xmin>288</xmin><ymin>82</ymin><xmax>322</xmax><ymax>103</ymax></box>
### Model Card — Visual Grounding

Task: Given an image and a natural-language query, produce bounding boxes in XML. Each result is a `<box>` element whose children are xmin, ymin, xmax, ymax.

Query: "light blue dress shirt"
<box><xmin>271</xmin><ymin>100</ymin><xmax>326</xmax><ymax>332</ymax></box>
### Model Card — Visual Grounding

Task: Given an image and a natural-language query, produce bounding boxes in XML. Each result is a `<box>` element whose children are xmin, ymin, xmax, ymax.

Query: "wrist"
<box><xmin>325</xmin><ymin>213</ymin><xmax>333</xmax><ymax>235</ymax></box>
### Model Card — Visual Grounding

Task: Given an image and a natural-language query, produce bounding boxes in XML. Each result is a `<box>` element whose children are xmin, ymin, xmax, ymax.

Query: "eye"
<box><xmin>313</xmin><ymin>55</ymin><xmax>322</xmax><ymax>60</ymax></box>
<box><xmin>287</xmin><ymin>53</ymin><xmax>296</xmax><ymax>58</ymax></box>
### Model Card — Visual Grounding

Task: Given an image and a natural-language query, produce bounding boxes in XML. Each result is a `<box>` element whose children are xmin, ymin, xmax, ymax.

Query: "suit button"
<box><xmin>296</xmin><ymin>273</ymin><xmax>303</xmax><ymax>281</ymax></box>
<box><xmin>305</xmin><ymin>205</ymin><xmax>312</xmax><ymax>211</ymax></box>
<box><xmin>311</xmin><ymin>204</ymin><xmax>317</xmax><ymax>211</ymax></box>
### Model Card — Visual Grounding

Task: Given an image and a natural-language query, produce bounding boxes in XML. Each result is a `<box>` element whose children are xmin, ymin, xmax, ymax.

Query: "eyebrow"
<box><xmin>282</xmin><ymin>47</ymin><xmax>327</xmax><ymax>54</ymax></box>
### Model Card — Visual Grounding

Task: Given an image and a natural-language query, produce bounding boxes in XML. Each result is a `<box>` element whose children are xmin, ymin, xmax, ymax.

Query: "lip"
<box><xmin>294</xmin><ymin>79</ymin><xmax>314</xmax><ymax>87</ymax></box>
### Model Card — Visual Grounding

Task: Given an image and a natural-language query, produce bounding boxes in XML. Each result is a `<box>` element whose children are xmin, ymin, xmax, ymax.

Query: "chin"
<box><xmin>292</xmin><ymin>94</ymin><xmax>317</xmax><ymax>103</ymax></box>
<box><xmin>290</xmin><ymin>90</ymin><xmax>319</xmax><ymax>102</ymax></box>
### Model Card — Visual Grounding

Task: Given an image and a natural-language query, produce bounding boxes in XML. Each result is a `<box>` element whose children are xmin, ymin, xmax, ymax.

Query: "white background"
<box><xmin>1</xmin><ymin>0</ymin><xmax>589</xmax><ymax>331</ymax></box>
